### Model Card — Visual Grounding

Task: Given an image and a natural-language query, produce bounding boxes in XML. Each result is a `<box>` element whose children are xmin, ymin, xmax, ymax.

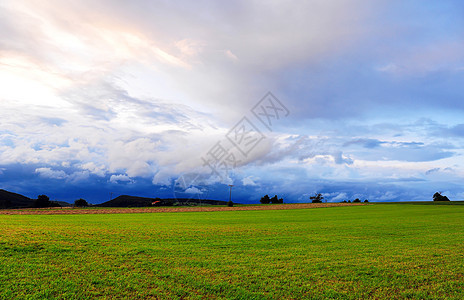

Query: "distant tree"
<box><xmin>278</xmin><ymin>198</ymin><xmax>284</xmax><ymax>204</ymax></box>
<box><xmin>260</xmin><ymin>195</ymin><xmax>271</xmax><ymax>204</ymax></box>
<box><xmin>353</xmin><ymin>198</ymin><xmax>361</xmax><ymax>203</ymax></box>
<box><xmin>348</xmin><ymin>200</ymin><xmax>351</xmax><ymax>203</ymax></box>
<box><xmin>342</xmin><ymin>200</ymin><xmax>347</xmax><ymax>203</ymax></box>
<box><xmin>364</xmin><ymin>199</ymin><xmax>369</xmax><ymax>203</ymax></box>
<box><xmin>310</xmin><ymin>193</ymin><xmax>323</xmax><ymax>203</ymax></box>
<box><xmin>74</xmin><ymin>198</ymin><xmax>89</xmax><ymax>207</ymax></box>
<box><xmin>270</xmin><ymin>195</ymin><xmax>279</xmax><ymax>204</ymax></box>
<box><xmin>227</xmin><ymin>200</ymin><xmax>234</xmax><ymax>207</ymax></box>
<box><xmin>433</xmin><ymin>192</ymin><xmax>450</xmax><ymax>201</ymax></box>
<box><xmin>34</xmin><ymin>195</ymin><xmax>51</xmax><ymax>208</ymax></box>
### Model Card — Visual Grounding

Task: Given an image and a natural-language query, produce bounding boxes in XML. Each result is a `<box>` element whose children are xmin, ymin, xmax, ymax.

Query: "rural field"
<box><xmin>1</xmin><ymin>204</ymin><xmax>463</xmax><ymax>299</ymax></box>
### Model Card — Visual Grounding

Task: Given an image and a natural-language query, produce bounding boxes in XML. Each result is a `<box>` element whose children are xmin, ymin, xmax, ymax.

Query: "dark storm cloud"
<box><xmin>344</xmin><ymin>139</ymin><xmax>455</xmax><ymax>162</ymax></box>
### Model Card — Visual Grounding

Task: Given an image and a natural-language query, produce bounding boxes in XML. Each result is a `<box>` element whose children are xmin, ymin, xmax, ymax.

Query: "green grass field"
<box><xmin>1</xmin><ymin>204</ymin><xmax>463</xmax><ymax>299</ymax></box>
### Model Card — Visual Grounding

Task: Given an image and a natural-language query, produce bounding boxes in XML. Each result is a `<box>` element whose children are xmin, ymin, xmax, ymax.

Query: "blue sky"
<box><xmin>0</xmin><ymin>0</ymin><xmax>463</xmax><ymax>203</ymax></box>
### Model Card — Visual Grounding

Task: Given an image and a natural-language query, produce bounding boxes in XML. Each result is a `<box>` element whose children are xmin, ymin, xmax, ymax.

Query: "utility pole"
<box><xmin>228</xmin><ymin>185</ymin><xmax>234</xmax><ymax>202</ymax></box>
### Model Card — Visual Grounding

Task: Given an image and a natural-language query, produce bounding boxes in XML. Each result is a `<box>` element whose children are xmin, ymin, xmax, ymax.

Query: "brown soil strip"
<box><xmin>0</xmin><ymin>203</ymin><xmax>365</xmax><ymax>215</ymax></box>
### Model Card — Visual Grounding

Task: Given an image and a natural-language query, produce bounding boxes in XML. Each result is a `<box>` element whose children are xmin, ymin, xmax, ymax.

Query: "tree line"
<box><xmin>33</xmin><ymin>195</ymin><xmax>89</xmax><ymax>208</ymax></box>
<box><xmin>28</xmin><ymin>190</ymin><xmax>455</xmax><ymax>209</ymax></box>
<box><xmin>260</xmin><ymin>195</ymin><xmax>284</xmax><ymax>204</ymax></box>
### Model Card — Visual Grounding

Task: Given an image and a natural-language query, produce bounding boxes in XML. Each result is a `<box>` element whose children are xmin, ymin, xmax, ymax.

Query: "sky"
<box><xmin>1</xmin><ymin>0</ymin><xmax>463</xmax><ymax>204</ymax></box>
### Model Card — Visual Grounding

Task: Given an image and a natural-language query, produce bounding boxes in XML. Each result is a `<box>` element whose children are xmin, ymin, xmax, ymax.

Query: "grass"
<box><xmin>375</xmin><ymin>201</ymin><xmax>464</xmax><ymax>205</ymax></box>
<box><xmin>0</xmin><ymin>204</ymin><xmax>463</xmax><ymax>299</ymax></box>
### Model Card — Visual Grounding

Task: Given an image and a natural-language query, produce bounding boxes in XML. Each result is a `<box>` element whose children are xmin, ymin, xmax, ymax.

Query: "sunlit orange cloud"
<box><xmin>0</xmin><ymin>1</ymin><xmax>202</xmax><ymax>115</ymax></box>
<box><xmin>1</xmin><ymin>1</ymin><xmax>195</xmax><ymax>92</ymax></box>
<box><xmin>0</xmin><ymin>54</ymin><xmax>73</xmax><ymax>107</ymax></box>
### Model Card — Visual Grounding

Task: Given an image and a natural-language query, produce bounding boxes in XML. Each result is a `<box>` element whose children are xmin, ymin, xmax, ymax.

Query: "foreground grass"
<box><xmin>0</xmin><ymin>205</ymin><xmax>463</xmax><ymax>299</ymax></box>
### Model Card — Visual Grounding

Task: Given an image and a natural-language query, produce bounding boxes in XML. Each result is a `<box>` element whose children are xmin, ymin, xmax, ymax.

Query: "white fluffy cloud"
<box><xmin>184</xmin><ymin>187</ymin><xmax>203</xmax><ymax>195</ymax></box>
<box><xmin>35</xmin><ymin>168</ymin><xmax>67</xmax><ymax>179</ymax></box>
<box><xmin>242</xmin><ymin>176</ymin><xmax>258</xmax><ymax>186</ymax></box>
<box><xmin>109</xmin><ymin>174</ymin><xmax>134</xmax><ymax>184</ymax></box>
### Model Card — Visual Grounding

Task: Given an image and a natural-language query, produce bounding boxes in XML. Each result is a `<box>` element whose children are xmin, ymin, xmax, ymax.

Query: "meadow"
<box><xmin>0</xmin><ymin>204</ymin><xmax>463</xmax><ymax>299</ymax></box>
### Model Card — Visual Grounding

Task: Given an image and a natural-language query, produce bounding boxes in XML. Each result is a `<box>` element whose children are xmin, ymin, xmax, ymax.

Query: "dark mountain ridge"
<box><xmin>0</xmin><ymin>189</ymin><xmax>34</xmax><ymax>208</ymax></box>
<box><xmin>97</xmin><ymin>195</ymin><xmax>230</xmax><ymax>207</ymax></box>
<box><xmin>0</xmin><ymin>189</ymin><xmax>231</xmax><ymax>209</ymax></box>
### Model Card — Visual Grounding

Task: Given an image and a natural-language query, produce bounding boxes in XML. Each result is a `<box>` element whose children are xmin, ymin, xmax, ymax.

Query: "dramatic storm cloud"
<box><xmin>1</xmin><ymin>0</ymin><xmax>463</xmax><ymax>203</ymax></box>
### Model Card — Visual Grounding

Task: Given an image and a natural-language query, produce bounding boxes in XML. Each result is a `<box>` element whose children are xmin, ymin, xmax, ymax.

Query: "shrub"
<box><xmin>74</xmin><ymin>199</ymin><xmax>89</xmax><ymax>207</ymax></box>
<box><xmin>310</xmin><ymin>193</ymin><xmax>323</xmax><ymax>203</ymax></box>
<box><xmin>260</xmin><ymin>194</ymin><xmax>283</xmax><ymax>204</ymax></box>
<box><xmin>260</xmin><ymin>195</ymin><xmax>270</xmax><ymax>204</ymax></box>
<box><xmin>270</xmin><ymin>195</ymin><xmax>279</xmax><ymax>204</ymax></box>
<box><xmin>34</xmin><ymin>195</ymin><xmax>51</xmax><ymax>208</ymax></box>
<box><xmin>364</xmin><ymin>199</ymin><xmax>369</xmax><ymax>203</ymax></box>
<box><xmin>433</xmin><ymin>192</ymin><xmax>450</xmax><ymax>201</ymax></box>
<box><xmin>227</xmin><ymin>200</ymin><xmax>234</xmax><ymax>207</ymax></box>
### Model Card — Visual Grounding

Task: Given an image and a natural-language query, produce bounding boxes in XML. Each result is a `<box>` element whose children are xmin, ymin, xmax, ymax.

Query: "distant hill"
<box><xmin>97</xmin><ymin>195</ymin><xmax>230</xmax><ymax>207</ymax></box>
<box><xmin>55</xmin><ymin>201</ymin><xmax>73</xmax><ymax>207</ymax></box>
<box><xmin>0</xmin><ymin>190</ymin><xmax>231</xmax><ymax>209</ymax></box>
<box><xmin>0</xmin><ymin>189</ymin><xmax>73</xmax><ymax>209</ymax></box>
<box><xmin>0</xmin><ymin>189</ymin><xmax>34</xmax><ymax>209</ymax></box>
<box><xmin>97</xmin><ymin>195</ymin><xmax>154</xmax><ymax>207</ymax></box>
